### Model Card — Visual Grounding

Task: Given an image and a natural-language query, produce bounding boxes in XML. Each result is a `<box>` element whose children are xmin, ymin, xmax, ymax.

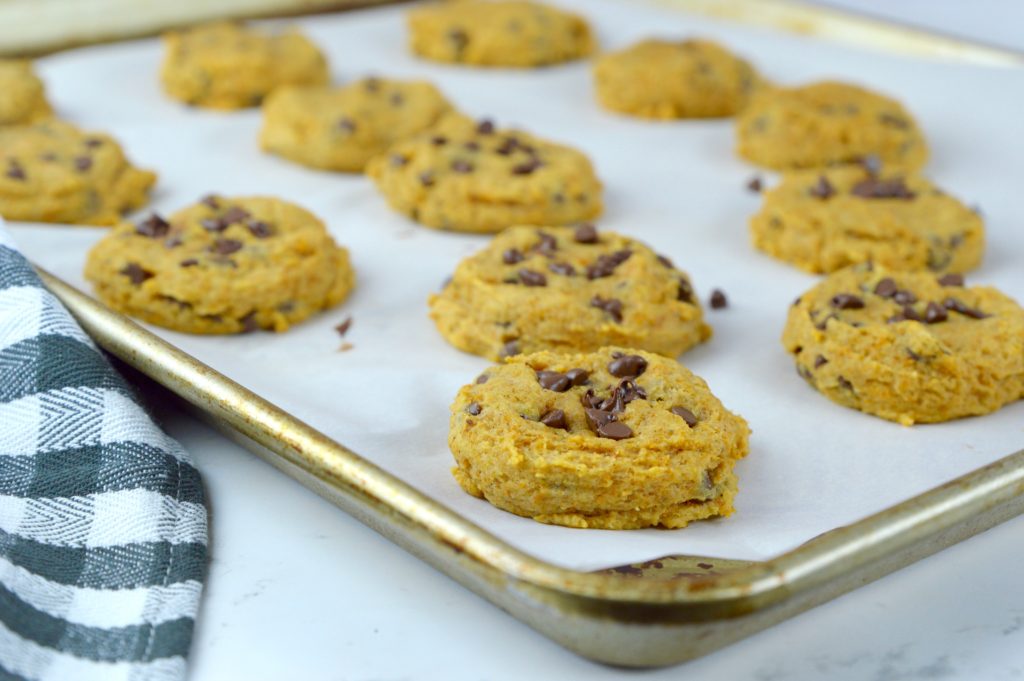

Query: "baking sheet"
<box><xmin>10</xmin><ymin>0</ymin><xmax>1024</xmax><ymax>571</ymax></box>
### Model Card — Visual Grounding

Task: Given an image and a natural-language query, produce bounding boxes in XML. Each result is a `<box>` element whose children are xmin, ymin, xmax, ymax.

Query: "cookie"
<box><xmin>0</xmin><ymin>60</ymin><xmax>52</xmax><ymax>126</ymax></box>
<box><xmin>751</xmin><ymin>164</ymin><xmax>984</xmax><ymax>274</ymax></box>
<box><xmin>429</xmin><ymin>224</ymin><xmax>710</xmax><ymax>360</ymax></box>
<box><xmin>593</xmin><ymin>39</ymin><xmax>762</xmax><ymax>119</ymax></box>
<box><xmin>783</xmin><ymin>265</ymin><xmax>1024</xmax><ymax>425</ymax></box>
<box><xmin>84</xmin><ymin>195</ymin><xmax>354</xmax><ymax>334</ymax></box>
<box><xmin>0</xmin><ymin>120</ymin><xmax>156</xmax><ymax>226</ymax></box>
<box><xmin>260</xmin><ymin>77</ymin><xmax>454</xmax><ymax>172</ymax></box>
<box><xmin>407</xmin><ymin>1</ymin><xmax>594</xmax><ymax>67</ymax></box>
<box><xmin>449</xmin><ymin>347</ymin><xmax>750</xmax><ymax>529</ymax></box>
<box><xmin>160</xmin><ymin>22</ymin><xmax>329</xmax><ymax>110</ymax></box>
<box><xmin>736</xmin><ymin>81</ymin><xmax>928</xmax><ymax>170</ymax></box>
<box><xmin>367</xmin><ymin>114</ymin><xmax>603</xmax><ymax>233</ymax></box>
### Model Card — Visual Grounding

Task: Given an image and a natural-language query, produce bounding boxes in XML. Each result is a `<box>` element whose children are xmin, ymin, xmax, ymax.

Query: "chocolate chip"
<box><xmin>937</xmin><ymin>273</ymin><xmax>964</xmax><ymax>287</ymax></box>
<box><xmin>364</xmin><ymin>77</ymin><xmax>382</xmax><ymax>92</ymax></box>
<box><xmin>466</xmin><ymin>402</ymin><xmax>482</xmax><ymax>415</ymax></box>
<box><xmin>200</xmin><ymin>195</ymin><xmax>220</xmax><ymax>209</ymax></box>
<box><xmin>861</xmin><ymin>154</ymin><xmax>882</xmax><ymax>176</ymax></box>
<box><xmin>419</xmin><ymin>171</ymin><xmax>435</xmax><ymax>187</ymax></box>
<box><xmin>518</xmin><ymin>269</ymin><xmax>547</xmax><ymax>287</ymax></box>
<box><xmin>74</xmin><ymin>156</ymin><xmax>92</xmax><ymax>172</ymax></box>
<box><xmin>391</xmin><ymin>154</ymin><xmax>409</xmax><ymax>168</ymax></box>
<box><xmin>608</xmin><ymin>354</ymin><xmax>647</xmax><ymax>378</ymax></box>
<box><xmin>573</xmin><ymin>223</ymin><xmax>598</xmax><ymax>244</ymax></box>
<box><xmin>451</xmin><ymin>159</ymin><xmax>473</xmax><ymax>173</ymax></box>
<box><xmin>814</xmin><ymin>313</ymin><xmax>836</xmax><ymax>330</ymax></box>
<box><xmin>539</xmin><ymin>409</ymin><xmax>567</xmax><ymax>430</ymax></box>
<box><xmin>335</xmin><ymin>316</ymin><xmax>353</xmax><ymax>337</ymax></box>
<box><xmin>837</xmin><ymin>376</ymin><xmax>853</xmax><ymax>391</ymax></box>
<box><xmin>512</xmin><ymin>159</ymin><xmax>542</xmax><ymax>175</ymax></box>
<box><xmin>586</xmin><ymin>250</ymin><xmax>632</xmax><ymax>279</ymax></box>
<box><xmin>873</xmin><ymin>277</ymin><xmax>898</xmax><ymax>298</ymax></box>
<box><xmin>448</xmin><ymin>28</ymin><xmax>469</xmax><ymax>52</ymax></box>
<box><xmin>201</xmin><ymin>218</ymin><xmax>226</xmax><ymax>232</ymax></box>
<box><xmin>5</xmin><ymin>162</ymin><xmax>25</xmax><ymax>180</ymax></box>
<box><xmin>657</xmin><ymin>254</ymin><xmax>674</xmax><ymax>269</ymax></box>
<box><xmin>84</xmin><ymin>137</ymin><xmax>104</xmax><ymax>148</ymax></box>
<box><xmin>545</xmin><ymin>262</ymin><xmax>573</xmax><ymax>277</ymax></box>
<box><xmin>39</xmin><ymin>153</ymin><xmax>57</xmax><ymax>162</ymax></box>
<box><xmin>536</xmin><ymin>370</ymin><xmax>571</xmax><ymax>392</ymax></box>
<box><xmin>477</xmin><ymin>119</ymin><xmax>495</xmax><ymax>135</ymax></box>
<box><xmin>500</xmin><ymin>340</ymin><xmax>519</xmax><ymax>357</ymax></box>
<box><xmin>431</xmin><ymin>136</ymin><xmax>447</xmax><ymax>146</ymax></box>
<box><xmin>463</xmin><ymin>141</ymin><xmax>480</xmax><ymax>152</ymax></box>
<box><xmin>924</xmin><ymin>302</ymin><xmax>948</xmax><ymax>324</ymax></box>
<box><xmin>240</xmin><ymin>312</ymin><xmax>260</xmax><ymax>333</ymax></box>
<box><xmin>247</xmin><ymin>220</ymin><xmax>272</xmax><ymax>238</ymax></box>
<box><xmin>879</xmin><ymin>112</ymin><xmax>909</xmax><ymax>129</ymax></box>
<box><xmin>670</xmin><ymin>406</ymin><xmax>698</xmax><ymax>427</ymax></box>
<box><xmin>943</xmin><ymin>297</ymin><xmax>989</xmax><ymax>319</ymax></box>
<box><xmin>502</xmin><ymin>248</ymin><xmax>524</xmax><ymax>265</ymax></box>
<box><xmin>830</xmin><ymin>293</ymin><xmax>864</xmax><ymax>310</ymax></box>
<box><xmin>677</xmin><ymin>278</ymin><xmax>694</xmax><ymax>303</ymax></box>
<box><xmin>746</xmin><ymin>175</ymin><xmax>763</xmax><ymax>193</ymax></box>
<box><xmin>220</xmin><ymin>207</ymin><xmax>250</xmax><ymax>225</ymax></box>
<box><xmin>584</xmin><ymin>406</ymin><xmax>615</xmax><ymax>432</ymax></box>
<box><xmin>119</xmin><ymin>263</ymin><xmax>152</xmax><ymax>285</ymax></box>
<box><xmin>591</xmin><ymin>295</ymin><xmax>623</xmax><ymax>322</ymax></box>
<box><xmin>709</xmin><ymin>289</ymin><xmax>728</xmax><ymax>309</ymax></box>
<box><xmin>136</xmin><ymin>214</ymin><xmax>170</xmax><ymax>238</ymax></box>
<box><xmin>851</xmin><ymin>177</ymin><xmax>916</xmax><ymax>200</ymax></box>
<box><xmin>564</xmin><ymin>368</ymin><xmax>589</xmax><ymax>386</ymax></box>
<box><xmin>389</xmin><ymin>93</ymin><xmax>404</xmax><ymax>106</ymax></box>
<box><xmin>475</xmin><ymin>374</ymin><xmax>489</xmax><ymax>384</ymax></box>
<box><xmin>533</xmin><ymin>231</ymin><xmax>558</xmax><ymax>256</ymax></box>
<box><xmin>893</xmin><ymin>289</ymin><xmax>917</xmax><ymax>305</ymax></box>
<box><xmin>809</xmin><ymin>176</ymin><xmax>835</xmax><ymax>200</ymax></box>
<box><xmin>338</xmin><ymin>117</ymin><xmax>356</xmax><ymax>133</ymax></box>
<box><xmin>597</xmin><ymin>420</ymin><xmax>633</xmax><ymax>440</ymax></box>
<box><xmin>210</xmin><ymin>239</ymin><xmax>243</xmax><ymax>255</ymax></box>
<box><xmin>814</xmin><ymin>355</ymin><xmax>828</xmax><ymax>369</ymax></box>
<box><xmin>180</xmin><ymin>258</ymin><xmax>199</xmax><ymax>268</ymax></box>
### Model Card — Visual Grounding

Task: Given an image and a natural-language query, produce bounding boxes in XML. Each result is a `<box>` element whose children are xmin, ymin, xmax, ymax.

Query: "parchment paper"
<box><xmin>11</xmin><ymin>0</ymin><xmax>1024</xmax><ymax>570</ymax></box>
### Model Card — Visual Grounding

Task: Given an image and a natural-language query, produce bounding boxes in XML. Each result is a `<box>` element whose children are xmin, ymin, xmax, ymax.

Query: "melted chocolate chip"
<box><xmin>591</xmin><ymin>295</ymin><xmax>623</xmax><ymax>323</ymax></box>
<box><xmin>943</xmin><ymin>297</ymin><xmax>989</xmax><ymax>319</ymax></box>
<box><xmin>670</xmin><ymin>406</ymin><xmax>698</xmax><ymax>427</ymax></box>
<box><xmin>573</xmin><ymin>223</ymin><xmax>598</xmax><ymax>243</ymax></box>
<box><xmin>924</xmin><ymin>302</ymin><xmax>948</xmax><ymax>324</ymax></box>
<box><xmin>874</xmin><ymin>277</ymin><xmax>898</xmax><ymax>298</ymax></box>
<box><xmin>608</xmin><ymin>354</ymin><xmax>647</xmax><ymax>378</ymax></box>
<box><xmin>564</xmin><ymin>368</ymin><xmax>589</xmax><ymax>386</ymax></box>
<box><xmin>518</xmin><ymin>269</ymin><xmax>547</xmax><ymax>287</ymax></box>
<box><xmin>893</xmin><ymin>289</ymin><xmax>917</xmax><ymax>305</ymax></box>
<box><xmin>119</xmin><ymin>263</ymin><xmax>152</xmax><ymax>285</ymax></box>
<box><xmin>597</xmin><ymin>420</ymin><xmax>633</xmax><ymax>440</ymax></box>
<box><xmin>709</xmin><ymin>289</ymin><xmax>728</xmax><ymax>309</ymax></box>
<box><xmin>210</xmin><ymin>239</ymin><xmax>243</xmax><ymax>255</ymax></box>
<box><xmin>851</xmin><ymin>177</ymin><xmax>916</xmax><ymax>200</ymax></box>
<box><xmin>809</xmin><ymin>176</ymin><xmax>835</xmax><ymax>200</ymax></box>
<box><xmin>937</xmin><ymin>273</ymin><xmax>964</xmax><ymax>287</ymax></box>
<box><xmin>830</xmin><ymin>293</ymin><xmax>865</xmax><ymax>310</ymax></box>
<box><xmin>466</xmin><ymin>402</ymin><xmax>482</xmax><ymax>416</ymax></box>
<box><xmin>536</xmin><ymin>370</ymin><xmax>571</xmax><ymax>392</ymax></box>
<box><xmin>136</xmin><ymin>214</ymin><xmax>170</xmax><ymax>238</ymax></box>
<box><xmin>586</xmin><ymin>250</ymin><xmax>632</xmax><ymax>279</ymax></box>
<box><xmin>548</xmin><ymin>261</ymin><xmax>575</xmax><ymax>276</ymax></box>
<box><xmin>539</xmin><ymin>409</ymin><xmax>567</xmax><ymax>430</ymax></box>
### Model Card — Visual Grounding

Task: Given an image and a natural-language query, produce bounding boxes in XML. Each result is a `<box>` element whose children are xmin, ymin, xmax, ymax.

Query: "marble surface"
<box><xmin>160</xmin><ymin>2</ymin><xmax>1024</xmax><ymax>679</ymax></box>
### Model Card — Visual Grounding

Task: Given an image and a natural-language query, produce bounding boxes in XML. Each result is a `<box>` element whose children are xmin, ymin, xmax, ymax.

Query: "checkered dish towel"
<box><xmin>0</xmin><ymin>222</ymin><xmax>208</xmax><ymax>681</ymax></box>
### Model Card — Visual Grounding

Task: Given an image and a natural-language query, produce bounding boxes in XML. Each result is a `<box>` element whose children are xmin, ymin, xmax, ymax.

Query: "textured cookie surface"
<box><xmin>0</xmin><ymin>60</ymin><xmax>52</xmax><ymax>126</ymax></box>
<box><xmin>751</xmin><ymin>164</ymin><xmax>984</xmax><ymax>274</ymax></box>
<box><xmin>783</xmin><ymin>265</ymin><xmax>1024</xmax><ymax>425</ymax></box>
<box><xmin>367</xmin><ymin>114</ymin><xmax>602</xmax><ymax>233</ymax></box>
<box><xmin>736</xmin><ymin>81</ymin><xmax>928</xmax><ymax>170</ymax></box>
<box><xmin>594</xmin><ymin>39</ymin><xmax>762</xmax><ymax>119</ymax></box>
<box><xmin>429</xmin><ymin>224</ymin><xmax>710</xmax><ymax>360</ymax></box>
<box><xmin>450</xmin><ymin>347</ymin><xmax>750</xmax><ymax>529</ymax></box>
<box><xmin>407</xmin><ymin>0</ymin><xmax>593</xmax><ymax>67</ymax></box>
<box><xmin>85</xmin><ymin>196</ymin><xmax>354</xmax><ymax>334</ymax></box>
<box><xmin>260</xmin><ymin>78</ymin><xmax>453</xmax><ymax>172</ymax></box>
<box><xmin>0</xmin><ymin>120</ymin><xmax>156</xmax><ymax>226</ymax></box>
<box><xmin>160</xmin><ymin>22</ymin><xmax>328</xmax><ymax>109</ymax></box>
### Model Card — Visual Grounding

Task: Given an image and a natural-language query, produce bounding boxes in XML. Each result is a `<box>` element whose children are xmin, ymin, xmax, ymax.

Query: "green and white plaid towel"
<box><xmin>0</xmin><ymin>222</ymin><xmax>208</xmax><ymax>681</ymax></box>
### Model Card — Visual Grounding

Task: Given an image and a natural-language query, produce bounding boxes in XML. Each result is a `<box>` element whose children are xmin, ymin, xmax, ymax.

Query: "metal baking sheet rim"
<box><xmin>38</xmin><ymin>267</ymin><xmax>1024</xmax><ymax>668</ymax></box>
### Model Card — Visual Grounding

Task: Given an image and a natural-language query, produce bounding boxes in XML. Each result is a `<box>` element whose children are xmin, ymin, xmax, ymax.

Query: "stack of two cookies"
<box><xmin>737</xmin><ymin>82</ymin><xmax>1023</xmax><ymax>426</ymax></box>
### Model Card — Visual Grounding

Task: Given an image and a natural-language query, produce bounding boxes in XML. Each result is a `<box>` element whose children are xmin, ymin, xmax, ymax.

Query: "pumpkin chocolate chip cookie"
<box><xmin>429</xmin><ymin>224</ymin><xmax>710</xmax><ymax>360</ymax></box>
<box><xmin>367</xmin><ymin>114</ymin><xmax>602</xmax><ymax>233</ymax></box>
<box><xmin>0</xmin><ymin>120</ymin><xmax>156</xmax><ymax>226</ymax></box>
<box><xmin>736</xmin><ymin>81</ymin><xmax>928</xmax><ymax>170</ymax></box>
<box><xmin>85</xmin><ymin>195</ymin><xmax>354</xmax><ymax>334</ymax></box>
<box><xmin>449</xmin><ymin>347</ymin><xmax>751</xmax><ymax>529</ymax></box>
<box><xmin>783</xmin><ymin>264</ymin><xmax>1024</xmax><ymax>425</ymax></box>
<box><xmin>160</xmin><ymin>21</ymin><xmax>329</xmax><ymax>109</ymax></box>
<box><xmin>751</xmin><ymin>162</ymin><xmax>984</xmax><ymax>273</ymax></box>
<box><xmin>407</xmin><ymin>0</ymin><xmax>594</xmax><ymax>67</ymax></box>
<box><xmin>594</xmin><ymin>38</ymin><xmax>763</xmax><ymax>119</ymax></box>
<box><xmin>0</xmin><ymin>60</ymin><xmax>52</xmax><ymax>126</ymax></box>
<box><xmin>260</xmin><ymin>77</ymin><xmax>454</xmax><ymax>172</ymax></box>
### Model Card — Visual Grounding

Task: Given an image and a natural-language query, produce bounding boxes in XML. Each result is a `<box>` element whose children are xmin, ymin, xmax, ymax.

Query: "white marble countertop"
<box><xmin>177</xmin><ymin>3</ymin><xmax>1024</xmax><ymax>679</ymax></box>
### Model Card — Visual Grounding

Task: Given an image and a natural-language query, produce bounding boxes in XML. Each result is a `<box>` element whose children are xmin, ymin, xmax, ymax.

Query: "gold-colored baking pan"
<box><xmin>36</xmin><ymin>267</ymin><xmax>1024</xmax><ymax>667</ymax></box>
